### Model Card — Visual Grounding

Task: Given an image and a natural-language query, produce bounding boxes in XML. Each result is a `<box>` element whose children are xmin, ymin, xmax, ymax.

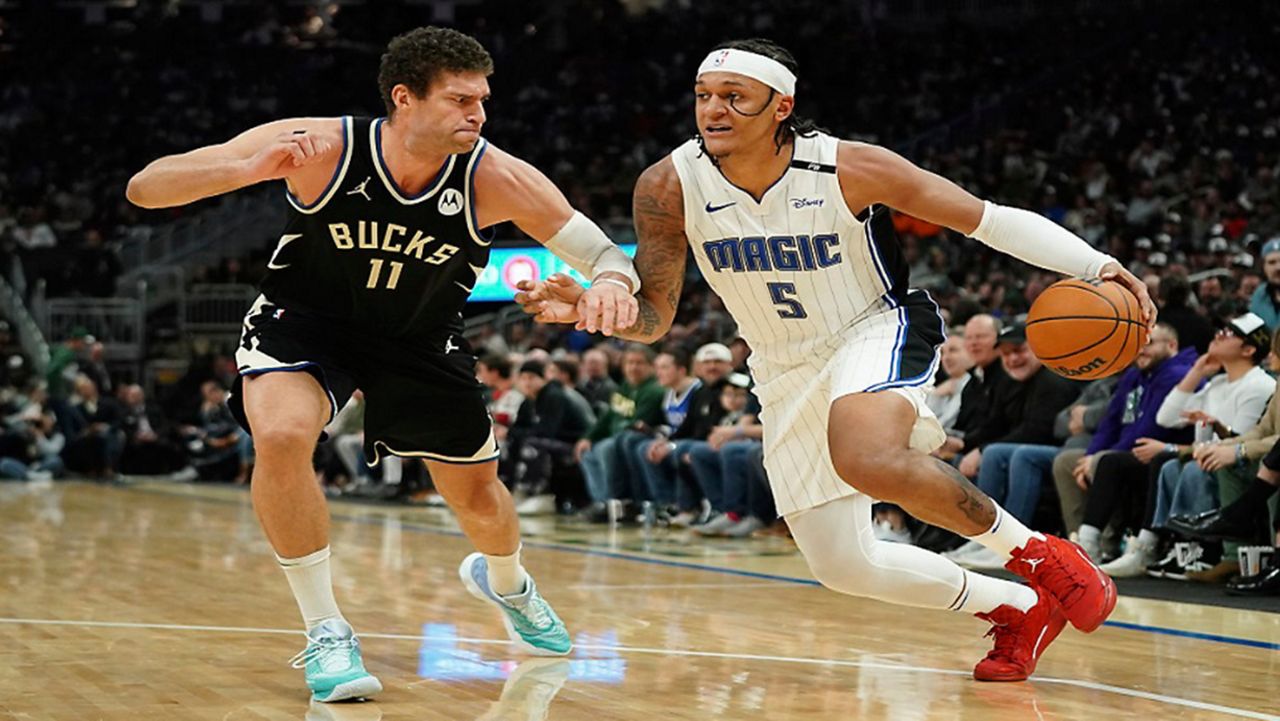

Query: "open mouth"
<box><xmin>704</xmin><ymin>125</ymin><xmax>732</xmax><ymax>135</ymax></box>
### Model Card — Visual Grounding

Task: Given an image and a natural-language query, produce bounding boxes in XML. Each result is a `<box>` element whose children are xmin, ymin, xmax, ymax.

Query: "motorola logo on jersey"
<box><xmin>328</xmin><ymin>221</ymin><xmax>460</xmax><ymax>265</ymax></box>
<box><xmin>701</xmin><ymin>234</ymin><xmax>842</xmax><ymax>273</ymax></box>
<box><xmin>438</xmin><ymin>188</ymin><xmax>464</xmax><ymax>216</ymax></box>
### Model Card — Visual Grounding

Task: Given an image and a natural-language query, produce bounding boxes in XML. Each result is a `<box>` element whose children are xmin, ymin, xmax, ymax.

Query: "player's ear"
<box><xmin>775</xmin><ymin>95</ymin><xmax>795</xmax><ymax>123</ymax></box>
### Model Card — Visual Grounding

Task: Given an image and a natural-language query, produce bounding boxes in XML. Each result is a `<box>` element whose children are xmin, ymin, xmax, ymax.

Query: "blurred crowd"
<box><xmin>0</xmin><ymin>1</ymin><xmax>1278</xmax><ymax>595</ymax></box>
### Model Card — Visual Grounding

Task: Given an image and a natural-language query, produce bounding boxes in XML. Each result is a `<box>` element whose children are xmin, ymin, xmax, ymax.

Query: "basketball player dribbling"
<box><xmin>518</xmin><ymin>39</ymin><xmax>1157</xmax><ymax>681</ymax></box>
<box><xmin>127</xmin><ymin>28</ymin><xmax>640</xmax><ymax>702</ymax></box>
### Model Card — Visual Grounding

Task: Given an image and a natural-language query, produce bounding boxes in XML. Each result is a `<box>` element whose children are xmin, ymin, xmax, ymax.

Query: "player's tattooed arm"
<box><xmin>614</xmin><ymin>157</ymin><xmax>688</xmax><ymax>343</ymax></box>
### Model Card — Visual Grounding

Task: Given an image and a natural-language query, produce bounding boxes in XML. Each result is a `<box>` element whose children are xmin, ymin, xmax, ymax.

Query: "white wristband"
<box><xmin>593</xmin><ymin>277</ymin><xmax>633</xmax><ymax>293</ymax></box>
<box><xmin>543</xmin><ymin>211</ymin><xmax>641</xmax><ymax>293</ymax></box>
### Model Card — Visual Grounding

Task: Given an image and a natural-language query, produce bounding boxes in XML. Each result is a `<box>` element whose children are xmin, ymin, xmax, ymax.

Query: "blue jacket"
<box><xmin>1249</xmin><ymin>284</ymin><xmax>1280</xmax><ymax>332</ymax></box>
<box><xmin>1086</xmin><ymin>347</ymin><xmax>1197</xmax><ymax>454</ymax></box>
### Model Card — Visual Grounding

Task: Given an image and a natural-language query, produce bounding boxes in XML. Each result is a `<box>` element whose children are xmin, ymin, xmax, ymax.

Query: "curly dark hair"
<box><xmin>378</xmin><ymin>27</ymin><xmax>494</xmax><ymax>117</ymax></box>
<box><xmin>697</xmin><ymin>38</ymin><xmax>827</xmax><ymax>157</ymax></box>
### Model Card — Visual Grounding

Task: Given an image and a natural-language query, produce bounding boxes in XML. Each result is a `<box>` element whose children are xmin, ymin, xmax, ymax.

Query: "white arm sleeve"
<box><xmin>970</xmin><ymin>201</ymin><xmax>1117</xmax><ymax>279</ymax></box>
<box><xmin>543</xmin><ymin>211</ymin><xmax>641</xmax><ymax>293</ymax></box>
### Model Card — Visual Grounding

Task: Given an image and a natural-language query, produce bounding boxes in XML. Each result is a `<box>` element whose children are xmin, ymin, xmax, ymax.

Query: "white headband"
<box><xmin>696</xmin><ymin>48</ymin><xmax>796</xmax><ymax>96</ymax></box>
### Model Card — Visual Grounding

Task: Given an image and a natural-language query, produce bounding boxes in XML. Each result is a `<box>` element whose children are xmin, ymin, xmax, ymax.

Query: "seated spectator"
<box><xmin>1248</xmin><ymin>237</ymin><xmax>1280</xmax><ymax>330</ymax></box>
<box><xmin>1051</xmin><ymin>324</ymin><xmax>1193</xmax><ymax>538</ymax></box>
<box><xmin>0</xmin><ymin>385</ymin><xmax>64</xmax><ymax>481</ymax></box>
<box><xmin>687</xmin><ymin>373</ymin><xmax>767</xmax><ymax>537</ymax></box>
<box><xmin>178</xmin><ymin>381</ymin><xmax>246</xmax><ymax>481</ymax></box>
<box><xmin>1160</xmin><ymin>273</ymin><xmax>1214</xmax><ymax>355</ymax></box>
<box><xmin>1080</xmin><ymin>313</ymin><xmax>1275</xmax><ymax>576</ymax></box>
<box><xmin>925</xmin><ymin>334</ymin><xmax>974</xmax><ymax>435</ymax></box>
<box><xmin>61</xmin><ymin>374</ymin><xmax>124</xmax><ymax>480</ymax></box>
<box><xmin>118</xmin><ymin>384</ymin><xmax>186</xmax><ymax>476</ymax></box>
<box><xmin>627</xmin><ymin>349</ymin><xmax>700</xmax><ymax>509</ymax></box>
<box><xmin>323</xmin><ymin>390</ymin><xmax>401</xmax><ymax>496</ymax></box>
<box><xmin>946</xmin><ymin>322</ymin><xmax>1082</xmax><ymax>567</ymax></box>
<box><xmin>575</xmin><ymin>344</ymin><xmax>664</xmax><ymax>521</ymax></box>
<box><xmin>547</xmin><ymin>358</ymin><xmax>597</xmax><ymax>432</ymax></box>
<box><xmin>639</xmin><ymin>342</ymin><xmax>733</xmax><ymax>526</ymax></box>
<box><xmin>935</xmin><ymin>314</ymin><xmax>1004</xmax><ymax>463</ymax></box>
<box><xmin>508</xmin><ymin>360</ymin><xmax>593</xmax><ymax>515</ymax></box>
<box><xmin>577</xmin><ymin>348</ymin><xmax>617</xmax><ymax>419</ymax></box>
<box><xmin>478</xmin><ymin>353</ymin><xmax>524</xmax><ymax>433</ymax></box>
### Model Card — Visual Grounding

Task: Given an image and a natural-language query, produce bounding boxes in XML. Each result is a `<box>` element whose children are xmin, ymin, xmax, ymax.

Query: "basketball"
<box><xmin>1026</xmin><ymin>278</ymin><xmax>1148</xmax><ymax>380</ymax></box>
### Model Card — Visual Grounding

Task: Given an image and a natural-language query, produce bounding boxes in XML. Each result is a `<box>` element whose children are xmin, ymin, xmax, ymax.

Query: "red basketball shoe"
<box><xmin>973</xmin><ymin>587</ymin><xmax>1067</xmax><ymax>682</ymax></box>
<box><xmin>1006</xmin><ymin>534</ymin><xmax>1117</xmax><ymax>632</ymax></box>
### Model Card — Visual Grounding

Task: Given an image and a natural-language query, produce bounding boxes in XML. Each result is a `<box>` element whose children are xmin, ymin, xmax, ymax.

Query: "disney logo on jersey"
<box><xmin>329</xmin><ymin>220</ymin><xmax>460</xmax><ymax>266</ymax></box>
<box><xmin>702</xmin><ymin>234</ymin><xmax>842</xmax><ymax>273</ymax></box>
<box><xmin>437</xmin><ymin>188</ymin><xmax>464</xmax><ymax>216</ymax></box>
<box><xmin>789</xmin><ymin>197</ymin><xmax>824</xmax><ymax>210</ymax></box>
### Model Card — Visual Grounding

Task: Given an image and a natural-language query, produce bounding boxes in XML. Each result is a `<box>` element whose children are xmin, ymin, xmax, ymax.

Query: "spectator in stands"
<box><xmin>577</xmin><ymin>348</ymin><xmax>617</xmax><ymax>418</ymax></box>
<box><xmin>61</xmin><ymin>374</ymin><xmax>123</xmax><ymax>480</ymax></box>
<box><xmin>1160</xmin><ymin>274</ymin><xmax>1214</xmax><ymax>354</ymax></box>
<box><xmin>1050</xmin><ymin>324</ymin><xmax>1193</xmax><ymax>538</ymax></box>
<box><xmin>477</xmin><ymin>353</ymin><xmax>524</xmax><ymax>433</ymax></box>
<box><xmin>638</xmin><ymin>342</ymin><xmax>734</xmax><ymax>526</ymax></box>
<box><xmin>1248</xmin><ymin>237</ymin><xmax>1280</xmax><ymax>330</ymax></box>
<box><xmin>178</xmin><ymin>380</ymin><xmax>245</xmax><ymax>481</ymax></box>
<box><xmin>943</xmin><ymin>322</ymin><xmax>1082</xmax><ymax>567</ymax></box>
<box><xmin>688</xmin><ymin>373</ymin><xmax>765</xmax><ymax>537</ymax></box>
<box><xmin>81</xmin><ymin>341</ymin><xmax>112</xmax><ymax>398</ymax></box>
<box><xmin>508</xmin><ymin>360</ymin><xmax>592</xmax><ymax>515</ymax></box>
<box><xmin>1078</xmin><ymin>313</ymin><xmax>1275</xmax><ymax>574</ymax></box>
<box><xmin>0</xmin><ymin>385</ymin><xmax>64</xmax><ymax>481</ymax></box>
<box><xmin>956</xmin><ymin>321</ymin><xmax>1082</xmax><ymax>480</ymax></box>
<box><xmin>1167</xmin><ymin>332</ymin><xmax>1280</xmax><ymax>576</ymax></box>
<box><xmin>575</xmin><ymin>344</ymin><xmax>664</xmax><ymax>521</ymax></box>
<box><xmin>937</xmin><ymin>314</ymin><xmax>1003</xmax><ymax>462</ymax></box>
<box><xmin>45</xmin><ymin>326</ymin><xmax>89</xmax><ymax>435</ymax></box>
<box><xmin>628</xmin><ymin>349</ymin><xmax>700</xmax><ymax>506</ymax></box>
<box><xmin>547</xmin><ymin>358</ymin><xmax>597</xmax><ymax>430</ymax></box>
<box><xmin>926</xmin><ymin>334</ymin><xmax>974</xmax><ymax>434</ymax></box>
<box><xmin>118</xmin><ymin>383</ymin><xmax>184</xmax><ymax>476</ymax></box>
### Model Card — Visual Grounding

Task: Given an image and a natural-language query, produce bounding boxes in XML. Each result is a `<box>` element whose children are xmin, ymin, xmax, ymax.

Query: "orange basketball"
<box><xmin>1026</xmin><ymin>278</ymin><xmax>1148</xmax><ymax>380</ymax></box>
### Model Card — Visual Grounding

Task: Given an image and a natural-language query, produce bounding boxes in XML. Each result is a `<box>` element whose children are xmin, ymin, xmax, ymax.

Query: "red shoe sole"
<box><xmin>973</xmin><ymin>669</ymin><xmax>1029</xmax><ymax>682</ymax></box>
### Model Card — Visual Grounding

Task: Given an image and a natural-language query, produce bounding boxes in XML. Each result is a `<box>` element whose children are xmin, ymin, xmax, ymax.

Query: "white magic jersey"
<box><xmin>670</xmin><ymin>132</ymin><xmax>947</xmax><ymax>516</ymax></box>
<box><xmin>671</xmin><ymin>131</ymin><xmax>902</xmax><ymax>369</ymax></box>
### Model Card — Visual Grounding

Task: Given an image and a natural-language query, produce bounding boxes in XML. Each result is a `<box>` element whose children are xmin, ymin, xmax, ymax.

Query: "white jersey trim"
<box><xmin>285</xmin><ymin>116</ymin><xmax>354</xmax><ymax>215</ymax></box>
<box><xmin>370</xmin><ymin>117</ymin><xmax>456</xmax><ymax>205</ymax></box>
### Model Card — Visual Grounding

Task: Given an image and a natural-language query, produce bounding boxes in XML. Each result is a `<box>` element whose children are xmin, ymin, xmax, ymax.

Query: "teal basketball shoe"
<box><xmin>459</xmin><ymin>552</ymin><xmax>572</xmax><ymax>656</ymax></box>
<box><xmin>289</xmin><ymin>619</ymin><xmax>383</xmax><ymax>702</ymax></box>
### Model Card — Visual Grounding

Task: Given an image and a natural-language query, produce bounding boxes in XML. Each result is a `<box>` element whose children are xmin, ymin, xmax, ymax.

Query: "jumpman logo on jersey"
<box><xmin>444</xmin><ymin>336</ymin><xmax>459</xmax><ymax>354</ymax></box>
<box><xmin>346</xmin><ymin>176</ymin><xmax>372</xmax><ymax>201</ymax></box>
<box><xmin>1022</xmin><ymin>557</ymin><xmax>1044</xmax><ymax>573</ymax></box>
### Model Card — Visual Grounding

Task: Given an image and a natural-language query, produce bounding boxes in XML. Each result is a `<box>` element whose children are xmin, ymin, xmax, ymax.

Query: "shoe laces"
<box><xmin>509</xmin><ymin>592</ymin><xmax>554</xmax><ymax>631</ymax></box>
<box><xmin>1032</xmin><ymin>545</ymin><xmax>1089</xmax><ymax>605</ymax></box>
<box><xmin>289</xmin><ymin>634</ymin><xmax>358</xmax><ymax>672</ymax></box>
<box><xmin>981</xmin><ymin>617</ymin><xmax>1024</xmax><ymax>662</ymax></box>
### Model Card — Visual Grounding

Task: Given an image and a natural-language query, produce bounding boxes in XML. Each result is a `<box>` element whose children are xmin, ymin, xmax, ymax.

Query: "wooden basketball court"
<box><xmin>0</xmin><ymin>480</ymin><xmax>1276</xmax><ymax>720</ymax></box>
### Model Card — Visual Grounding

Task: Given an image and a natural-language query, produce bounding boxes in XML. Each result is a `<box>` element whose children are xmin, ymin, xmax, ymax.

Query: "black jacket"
<box><xmin>671</xmin><ymin>378</ymin><xmax>728</xmax><ymax>441</ymax></box>
<box><xmin>964</xmin><ymin>366</ymin><xmax>1083</xmax><ymax>451</ymax></box>
<box><xmin>510</xmin><ymin>380</ymin><xmax>592</xmax><ymax>444</ymax></box>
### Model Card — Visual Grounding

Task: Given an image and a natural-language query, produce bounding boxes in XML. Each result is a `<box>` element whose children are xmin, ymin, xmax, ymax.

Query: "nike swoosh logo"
<box><xmin>706</xmin><ymin>201</ymin><xmax>736</xmax><ymax>213</ymax></box>
<box><xmin>267</xmin><ymin>234</ymin><xmax>304</xmax><ymax>269</ymax></box>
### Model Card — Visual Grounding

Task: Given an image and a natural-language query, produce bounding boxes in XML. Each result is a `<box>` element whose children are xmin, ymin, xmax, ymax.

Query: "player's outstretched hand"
<box><xmin>515</xmin><ymin>274</ymin><xmax>584</xmax><ymax>324</ymax></box>
<box><xmin>576</xmin><ymin>277</ymin><xmax>638</xmax><ymax>336</ymax></box>
<box><xmin>1098</xmin><ymin>261</ymin><xmax>1156</xmax><ymax>329</ymax></box>
<box><xmin>245</xmin><ymin>130</ymin><xmax>340</xmax><ymax>182</ymax></box>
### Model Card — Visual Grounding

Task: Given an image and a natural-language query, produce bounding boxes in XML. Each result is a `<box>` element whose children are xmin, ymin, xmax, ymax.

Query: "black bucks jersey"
<box><xmin>261</xmin><ymin>115</ymin><xmax>491</xmax><ymax>340</ymax></box>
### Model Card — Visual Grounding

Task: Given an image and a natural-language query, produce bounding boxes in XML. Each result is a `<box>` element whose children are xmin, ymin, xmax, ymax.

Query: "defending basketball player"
<box><xmin>518</xmin><ymin>39</ymin><xmax>1156</xmax><ymax>681</ymax></box>
<box><xmin>127</xmin><ymin>28</ymin><xmax>639</xmax><ymax>702</ymax></box>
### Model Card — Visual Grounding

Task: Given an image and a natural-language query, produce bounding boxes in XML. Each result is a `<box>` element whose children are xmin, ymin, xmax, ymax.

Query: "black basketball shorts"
<box><xmin>228</xmin><ymin>295</ymin><xmax>498</xmax><ymax>465</ymax></box>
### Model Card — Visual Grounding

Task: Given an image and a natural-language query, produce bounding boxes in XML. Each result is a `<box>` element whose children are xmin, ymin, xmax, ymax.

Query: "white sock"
<box><xmin>1077</xmin><ymin>524</ymin><xmax>1102</xmax><ymax>548</ymax></box>
<box><xmin>967</xmin><ymin>504</ymin><xmax>1044</xmax><ymax>559</ymax></box>
<box><xmin>485</xmin><ymin>544</ymin><xmax>530</xmax><ymax>597</ymax></box>
<box><xmin>1136</xmin><ymin>528</ymin><xmax>1160</xmax><ymax>549</ymax></box>
<box><xmin>955</xmin><ymin>570</ymin><xmax>1039</xmax><ymax>614</ymax></box>
<box><xmin>277</xmin><ymin>546</ymin><xmax>345</xmax><ymax>631</ymax></box>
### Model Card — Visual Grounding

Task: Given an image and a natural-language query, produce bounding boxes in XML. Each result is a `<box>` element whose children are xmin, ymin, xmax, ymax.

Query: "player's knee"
<box><xmin>803</xmin><ymin>543</ymin><xmax>880</xmax><ymax>597</ymax></box>
<box><xmin>829</xmin><ymin>446</ymin><xmax>902</xmax><ymax>498</ymax></box>
<box><xmin>251</xmin><ymin>421</ymin><xmax>319</xmax><ymax>462</ymax></box>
